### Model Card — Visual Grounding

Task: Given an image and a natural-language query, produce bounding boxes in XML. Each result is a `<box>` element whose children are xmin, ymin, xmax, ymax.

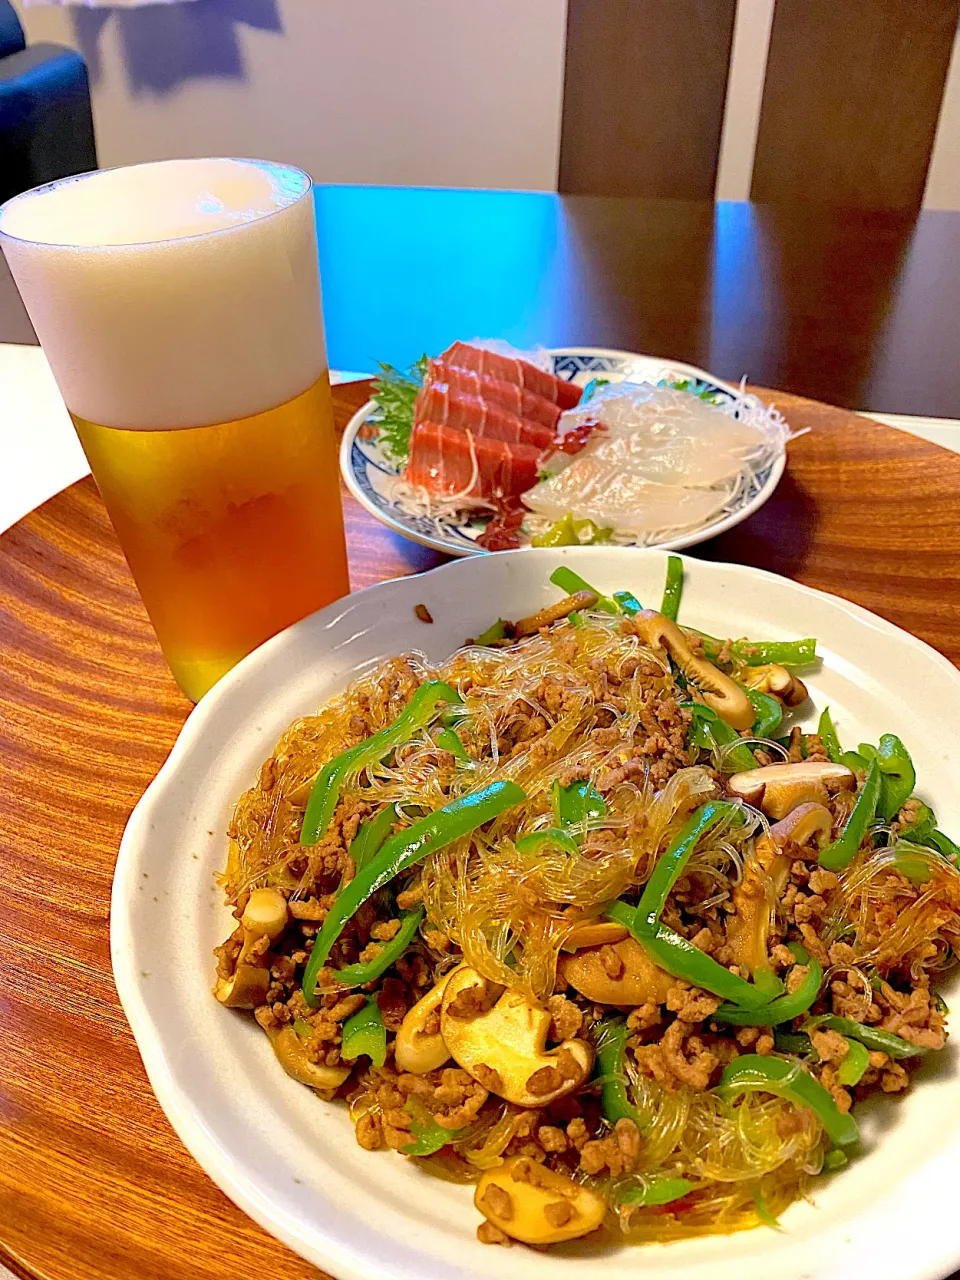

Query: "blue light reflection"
<box><xmin>314</xmin><ymin>186</ymin><xmax>562</xmax><ymax>373</ymax></box>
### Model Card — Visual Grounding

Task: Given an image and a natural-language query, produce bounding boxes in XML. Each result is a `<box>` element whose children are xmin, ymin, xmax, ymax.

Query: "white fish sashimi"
<box><xmin>522</xmin><ymin>459</ymin><xmax>732</xmax><ymax>536</ymax></box>
<box><xmin>556</xmin><ymin>383</ymin><xmax>766</xmax><ymax>486</ymax></box>
<box><xmin>523</xmin><ymin>381</ymin><xmax>790</xmax><ymax>539</ymax></box>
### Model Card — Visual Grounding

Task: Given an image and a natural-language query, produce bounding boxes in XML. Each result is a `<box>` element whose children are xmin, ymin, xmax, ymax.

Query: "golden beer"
<box><xmin>0</xmin><ymin>158</ymin><xmax>349</xmax><ymax>701</ymax></box>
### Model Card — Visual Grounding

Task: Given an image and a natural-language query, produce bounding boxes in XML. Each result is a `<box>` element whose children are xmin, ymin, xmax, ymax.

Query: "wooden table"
<box><xmin>5</xmin><ymin>190</ymin><xmax>960</xmax><ymax>417</ymax></box>
<box><xmin>2</xmin><ymin>375</ymin><xmax>960</xmax><ymax>1280</ymax></box>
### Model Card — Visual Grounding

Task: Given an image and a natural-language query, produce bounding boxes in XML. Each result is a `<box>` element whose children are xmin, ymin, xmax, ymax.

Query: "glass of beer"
<box><xmin>0</xmin><ymin>158</ymin><xmax>350</xmax><ymax>702</ymax></box>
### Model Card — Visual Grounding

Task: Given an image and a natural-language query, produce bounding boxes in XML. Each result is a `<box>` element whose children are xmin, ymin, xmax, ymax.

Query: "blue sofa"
<box><xmin>0</xmin><ymin>0</ymin><xmax>97</xmax><ymax>203</ymax></box>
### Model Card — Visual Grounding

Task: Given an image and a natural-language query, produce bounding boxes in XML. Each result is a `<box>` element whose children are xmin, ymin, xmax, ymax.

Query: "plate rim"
<box><xmin>111</xmin><ymin>546</ymin><xmax>960</xmax><ymax>1280</ymax></box>
<box><xmin>337</xmin><ymin>348</ymin><xmax>786</xmax><ymax>558</ymax></box>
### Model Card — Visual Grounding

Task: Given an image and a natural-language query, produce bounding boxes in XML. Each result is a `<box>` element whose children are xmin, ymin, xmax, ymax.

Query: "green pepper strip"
<box><xmin>819</xmin><ymin>758</ymin><xmax>882</xmax><ymax>871</ymax></box>
<box><xmin>475</xmin><ymin>618</ymin><xmax>508</xmax><ymax>646</ymax></box>
<box><xmin>713</xmin><ymin>945</ymin><xmax>823</xmax><ymax>1026</ymax></box>
<box><xmin>873</xmin><ymin>734</ymin><xmax>916</xmax><ymax>822</ymax></box>
<box><xmin>836</xmin><ymin>1037</ymin><xmax>870</xmax><ymax>1086</ymax></box>
<box><xmin>752</xmin><ymin>965</ymin><xmax>785</xmax><ymax>1000</ymax></box>
<box><xmin>717</xmin><ymin>1055</ymin><xmax>859</xmax><ymax>1147</ymax></box>
<box><xmin>683</xmin><ymin>703</ymin><xmax>757</xmax><ymax>773</ymax></box>
<box><xmin>607</xmin><ymin>902</ymin><xmax>770</xmax><ymax>1009</ymax></box>
<box><xmin>840</xmin><ymin>749</ymin><xmax>868</xmax><ymax>773</ymax></box>
<box><xmin>532</xmin><ymin>512</ymin><xmax>579</xmax><ymax>547</ymax></box>
<box><xmin>341</xmin><ymin>998</ymin><xmax>387</xmax><ymax>1067</ymax></box>
<box><xmin>927</xmin><ymin>828</ymin><xmax>960</xmax><ymax>859</ymax></box>
<box><xmin>772</xmin><ymin>1029</ymin><xmax>814</xmax><ymax>1056</ymax></box>
<box><xmin>817</xmin><ymin>707</ymin><xmax>843</xmax><ymax>765</ymax></box>
<box><xmin>900</xmin><ymin>801</ymin><xmax>936</xmax><ymax>844</ymax></box>
<box><xmin>596</xmin><ymin>1018</ymin><xmax>644</xmax><ymax>1130</ymax></box>
<box><xmin>401</xmin><ymin>1097</ymin><xmax>459</xmax><ymax>1156</ymax></box>
<box><xmin>616</xmin><ymin>1177</ymin><xmax>694</xmax><ymax>1207</ymax></box>
<box><xmin>552</xmin><ymin>778</ymin><xmax>607</xmax><ymax>827</ymax></box>
<box><xmin>435</xmin><ymin>727</ymin><xmax>470</xmax><ymax>762</ymax></box>
<box><xmin>613</xmin><ymin>590</ymin><xmax>643</xmax><ymax>615</ymax></box>
<box><xmin>578</xmin><ymin>519</ymin><xmax>614</xmax><ymax>545</ymax></box>
<box><xmin>302</xmin><ymin>779</ymin><xmax>525</xmax><ymax>1004</ymax></box>
<box><xmin>333</xmin><ymin>906</ymin><xmax>426</xmax><ymax>989</ymax></box>
<box><xmin>349</xmin><ymin>804</ymin><xmax>399</xmax><ymax>875</ymax></box>
<box><xmin>693</xmin><ymin>633</ymin><xmax>817</xmax><ymax>669</ymax></box>
<box><xmin>515</xmin><ymin>828</ymin><xmax>581</xmax><ymax>857</ymax></box>
<box><xmin>300</xmin><ymin>681</ymin><xmax>462</xmax><ymax>846</ymax></box>
<box><xmin>636</xmin><ymin>801</ymin><xmax>743</xmax><ymax>930</ymax></box>
<box><xmin>660</xmin><ymin>555</ymin><xmax>684</xmax><ymax>622</ymax></box>
<box><xmin>549</xmin><ymin>566</ymin><xmax>619</xmax><ymax>613</ymax></box>
<box><xmin>806</xmin><ymin>1015</ymin><xmax>928</xmax><ymax>1060</ymax></box>
<box><xmin>745</xmin><ymin>687</ymin><xmax>782</xmax><ymax>739</ymax></box>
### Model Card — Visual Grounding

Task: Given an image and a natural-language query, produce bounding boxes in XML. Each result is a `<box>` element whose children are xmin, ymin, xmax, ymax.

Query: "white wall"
<box><xmin>12</xmin><ymin>0</ymin><xmax>960</xmax><ymax>207</ymax></box>
<box><xmin>12</xmin><ymin>0</ymin><xmax>568</xmax><ymax>191</ymax></box>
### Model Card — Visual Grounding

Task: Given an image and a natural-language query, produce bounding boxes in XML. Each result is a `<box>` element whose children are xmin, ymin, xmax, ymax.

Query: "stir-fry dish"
<box><xmin>214</xmin><ymin>559</ymin><xmax>960</xmax><ymax>1249</ymax></box>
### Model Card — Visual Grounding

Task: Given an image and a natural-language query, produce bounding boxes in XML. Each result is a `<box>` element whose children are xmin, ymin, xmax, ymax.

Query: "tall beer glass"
<box><xmin>0</xmin><ymin>158</ymin><xmax>349</xmax><ymax>702</ymax></box>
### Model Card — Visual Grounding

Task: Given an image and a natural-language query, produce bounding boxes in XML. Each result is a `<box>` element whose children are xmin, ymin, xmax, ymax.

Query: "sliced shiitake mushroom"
<box><xmin>269</xmin><ymin>1025</ymin><xmax>351</xmax><ymax>1092</ymax></box>
<box><xmin>394</xmin><ymin>966</ymin><xmax>461</xmax><ymax>1074</ymax></box>
<box><xmin>214</xmin><ymin>887</ymin><xmax>289</xmax><ymax>1008</ymax></box>
<box><xmin>633</xmin><ymin>611</ymin><xmax>754</xmax><ymax>730</ymax></box>
<box><xmin>440</xmin><ymin>968</ymin><xmax>593</xmax><ymax>1108</ymax></box>
<box><xmin>475</xmin><ymin>1156</ymin><xmax>606</xmax><ymax>1244</ymax></box>
<box><xmin>741</xmin><ymin>663</ymin><xmax>809</xmax><ymax>708</ymax></box>
<box><xmin>558</xmin><ymin>936</ymin><xmax>674</xmax><ymax>1005</ymax></box>
<box><xmin>726</xmin><ymin>761</ymin><xmax>854</xmax><ymax>819</ymax></box>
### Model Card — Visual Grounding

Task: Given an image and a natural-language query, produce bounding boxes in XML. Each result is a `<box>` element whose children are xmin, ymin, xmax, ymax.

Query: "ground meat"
<box><xmin>665</xmin><ymin>985</ymin><xmax>722</xmax><ymax>1022</ymax></box>
<box><xmin>627</xmin><ymin>1002</ymin><xmax>662</xmax><ymax>1033</ymax></box>
<box><xmin>538</xmin><ymin>1124</ymin><xmax>568</xmax><ymax>1153</ymax></box>
<box><xmin>477</xmin><ymin>1221</ymin><xmax>512</xmax><ymax>1246</ymax></box>
<box><xmin>478</xmin><ymin>1182</ymin><xmax>514</xmax><ymax>1220</ymax></box>
<box><xmin>395</xmin><ymin>881</ymin><xmax>424</xmax><ymax>910</ymax></box>
<box><xmin>544</xmin><ymin>1200</ymin><xmax>573</xmax><ymax>1227</ymax></box>
<box><xmin>810</xmin><ymin>1028</ymin><xmax>849</xmax><ymax>1064</ymax></box>
<box><xmin>355</xmin><ymin>1111</ymin><xmax>383</xmax><ymax>1151</ymax></box>
<box><xmin>807</xmin><ymin>868</ymin><xmax>838</xmax><ymax>895</ymax></box>
<box><xmin>636</xmin><ymin>1019</ymin><xmax>719</xmax><ymax>1091</ymax></box>
<box><xmin>786</xmin><ymin>727</ymin><xmax>805</xmax><ymax>763</ymax></box>
<box><xmin>414</xmin><ymin>603</ymin><xmax>433</xmax><ymax>624</ymax></box>
<box><xmin>817</xmin><ymin>1064</ymin><xmax>852</xmax><ymax>1113</ymax></box>
<box><xmin>547</xmin><ymin>995</ymin><xmax>583</xmax><ymax>1042</ymax></box>
<box><xmin>797</xmin><ymin>923</ymin><xmax>831</xmax><ymax>966</ymax></box>
<box><xmin>370</xmin><ymin>918</ymin><xmax>402</xmax><ymax>942</ymax></box>
<box><xmin>579</xmin><ymin>1118</ymin><xmax>642</xmax><ymax>1176</ymax></box>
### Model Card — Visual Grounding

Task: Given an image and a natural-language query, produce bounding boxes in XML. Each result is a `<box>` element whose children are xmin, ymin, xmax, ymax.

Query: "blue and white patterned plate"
<box><xmin>339</xmin><ymin>347</ymin><xmax>787</xmax><ymax>557</ymax></box>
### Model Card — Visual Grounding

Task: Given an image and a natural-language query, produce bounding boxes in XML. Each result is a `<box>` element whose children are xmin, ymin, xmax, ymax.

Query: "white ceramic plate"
<box><xmin>339</xmin><ymin>349</ymin><xmax>787</xmax><ymax>556</ymax></box>
<box><xmin>112</xmin><ymin>548</ymin><xmax>960</xmax><ymax>1280</ymax></box>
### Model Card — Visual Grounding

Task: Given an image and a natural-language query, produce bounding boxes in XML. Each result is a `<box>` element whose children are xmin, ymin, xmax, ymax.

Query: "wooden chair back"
<box><xmin>559</xmin><ymin>0</ymin><xmax>960</xmax><ymax>208</ymax></box>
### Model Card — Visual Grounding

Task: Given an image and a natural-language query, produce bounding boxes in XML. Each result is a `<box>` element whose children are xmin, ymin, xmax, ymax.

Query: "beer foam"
<box><xmin>0</xmin><ymin>159</ymin><xmax>327</xmax><ymax>429</ymax></box>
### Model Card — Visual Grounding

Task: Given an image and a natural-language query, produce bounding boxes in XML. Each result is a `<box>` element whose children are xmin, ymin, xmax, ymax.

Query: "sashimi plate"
<box><xmin>339</xmin><ymin>348</ymin><xmax>787</xmax><ymax>557</ymax></box>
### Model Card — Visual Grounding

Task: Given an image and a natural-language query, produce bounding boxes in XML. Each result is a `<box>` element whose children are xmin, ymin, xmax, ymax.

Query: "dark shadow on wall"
<box><xmin>71</xmin><ymin>0</ymin><xmax>281</xmax><ymax>94</ymax></box>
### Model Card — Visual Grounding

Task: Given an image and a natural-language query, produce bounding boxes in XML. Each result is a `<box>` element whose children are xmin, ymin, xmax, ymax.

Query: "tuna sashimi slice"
<box><xmin>415</xmin><ymin>382</ymin><xmax>555</xmax><ymax>450</ymax></box>
<box><xmin>426</xmin><ymin>359</ymin><xmax>562</xmax><ymax>431</ymax></box>
<box><xmin>442</xmin><ymin>342</ymin><xmax>581</xmax><ymax>411</ymax></box>
<box><xmin>406</xmin><ymin>419</ymin><xmax>541</xmax><ymax>499</ymax></box>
